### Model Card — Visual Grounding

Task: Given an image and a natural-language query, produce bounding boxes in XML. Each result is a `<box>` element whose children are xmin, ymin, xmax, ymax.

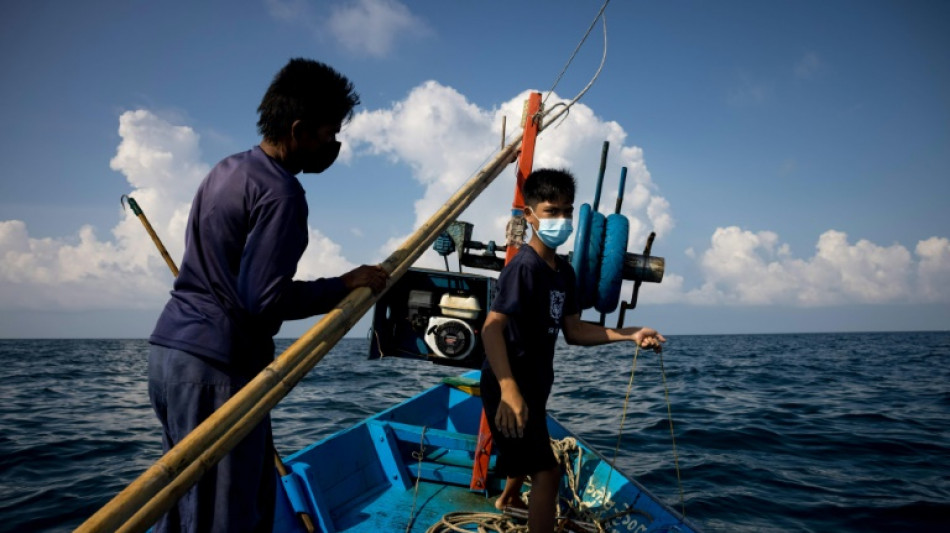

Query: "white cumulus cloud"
<box><xmin>915</xmin><ymin>236</ymin><xmax>950</xmax><ymax>301</ymax></box>
<box><xmin>0</xmin><ymin>219</ymin><xmax>170</xmax><ymax>310</ymax></box>
<box><xmin>342</xmin><ymin>82</ymin><xmax>672</xmax><ymax>270</ymax></box>
<box><xmin>665</xmin><ymin>227</ymin><xmax>950</xmax><ymax>306</ymax></box>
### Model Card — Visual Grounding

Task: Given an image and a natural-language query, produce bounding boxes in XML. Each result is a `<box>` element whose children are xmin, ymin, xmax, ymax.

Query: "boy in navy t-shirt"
<box><xmin>480</xmin><ymin>168</ymin><xmax>665</xmax><ymax>532</ymax></box>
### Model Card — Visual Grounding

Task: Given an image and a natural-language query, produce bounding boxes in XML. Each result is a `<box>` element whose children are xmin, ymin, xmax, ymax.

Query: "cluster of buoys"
<box><xmin>571</xmin><ymin>141</ymin><xmax>630</xmax><ymax>315</ymax></box>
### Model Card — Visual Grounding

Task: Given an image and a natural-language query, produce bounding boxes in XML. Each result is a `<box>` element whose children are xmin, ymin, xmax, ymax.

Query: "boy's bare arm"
<box><xmin>561</xmin><ymin>314</ymin><xmax>666</xmax><ymax>352</ymax></box>
<box><xmin>483</xmin><ymin>310</ymin><xmax>529</xmax><ymax>438</ymax></box>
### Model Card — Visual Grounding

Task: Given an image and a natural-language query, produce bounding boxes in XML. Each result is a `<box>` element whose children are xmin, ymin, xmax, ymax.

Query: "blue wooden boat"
<box><xmin>271</xmin><ymin>371</ymin><xmax>700</xmax><ymax>533</ymax></box>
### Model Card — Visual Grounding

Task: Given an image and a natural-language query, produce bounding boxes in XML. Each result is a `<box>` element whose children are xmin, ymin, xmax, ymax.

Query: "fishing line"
<box><xmin>658</xmin><ymin>352</ymin><xmax>686</xmax><ymax>517</ymax></box>
<box><xmin>602</xmin><ymin>343</ymin><xmax>640</xmax><ymax>501</ymax></box>
<box><xmin>603</xmin><ymin>344</ymin><xmax>688</xmax><ymax>520</ymax></box>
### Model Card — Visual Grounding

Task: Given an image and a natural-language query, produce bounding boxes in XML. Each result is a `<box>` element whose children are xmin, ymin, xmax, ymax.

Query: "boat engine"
<box><xmin>369</xmin><ymin>268</ymin><xmax>492</xmax><ymax>368</ymax></box>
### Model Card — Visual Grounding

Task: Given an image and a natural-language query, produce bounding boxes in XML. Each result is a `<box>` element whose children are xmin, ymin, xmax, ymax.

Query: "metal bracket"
<box><xmin>617</xmin><ymin>232</ymin><xmax>656</xmax><ymax>328</ymax></box>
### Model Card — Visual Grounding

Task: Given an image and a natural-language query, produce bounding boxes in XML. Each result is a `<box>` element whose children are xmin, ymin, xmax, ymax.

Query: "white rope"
<box><xmin>536</xmin><ymin>0</ymin><xmax>611</xmax><ymax>135</ymax></box>
<box><xmin>542</xmin><ymin>0</ymin><xmax>612</xmax><ymax>107</ymax></box>
<box><xmin>550</xmin><ymin>438</ymin><xmax>609</xmax><ymax>533</ymax></box>
<box><xmin>425</xmin><ymin>511</ymin><xmax>527</xmax><ymax>533</ymax></box>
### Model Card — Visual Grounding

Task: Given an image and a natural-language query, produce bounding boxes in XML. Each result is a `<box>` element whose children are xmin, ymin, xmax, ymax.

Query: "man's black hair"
<box><xmin>257</xmin><ymin>58</ymin><xmax>360</xmax><ymax>142</ymax></box>
<box><xmin>523</xmin><ymin>168</ymin><xmax>576</xmax><ymax>207</ymax></box>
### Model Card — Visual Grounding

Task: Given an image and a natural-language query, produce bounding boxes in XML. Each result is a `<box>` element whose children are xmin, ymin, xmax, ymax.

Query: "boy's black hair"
<box><xmin>523</xmin><ymin>168</ymin><xmax>576</xmax><ymax>207</ymax></box>
<box><xmin>257</xmin><ymin>58</ymin><xmax>360</xmax><ymax>142</ymax></box>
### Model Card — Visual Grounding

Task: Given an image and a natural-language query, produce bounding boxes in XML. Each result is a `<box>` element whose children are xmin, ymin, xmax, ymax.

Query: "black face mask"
<box><xmin>301</xmin><ymin>140</ymin><xmax>341</xmax><ymax>174</ymax></box>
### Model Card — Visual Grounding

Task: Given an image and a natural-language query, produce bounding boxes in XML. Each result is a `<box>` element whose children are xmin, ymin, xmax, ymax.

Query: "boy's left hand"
<box><xmin>633</xmin><ymin>328</ymin><xmax>666</xmax><ymax>353</ymax></box>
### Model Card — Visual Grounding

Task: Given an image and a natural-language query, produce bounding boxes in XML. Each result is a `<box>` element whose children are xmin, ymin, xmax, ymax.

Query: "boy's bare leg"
<box><xmin>527</xmin><ymin>466</ymin><xmax>560</xmax><ymax>532</ymax></box>
<box><xmin>495</xmin><ymin>475</ymin><xmax>527</xmax><ymax>510</ymax></box>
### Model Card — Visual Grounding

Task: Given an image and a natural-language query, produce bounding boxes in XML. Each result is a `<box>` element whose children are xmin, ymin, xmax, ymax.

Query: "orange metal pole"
<box><xmin>471</xmin><ymin>92</ymin><xmax>543</xmax><ymax>492</ymax></box>
<box><xmin>504</xmin><ymin>92</ymin><xmax>543</xmax><ymax>263</ymax></box>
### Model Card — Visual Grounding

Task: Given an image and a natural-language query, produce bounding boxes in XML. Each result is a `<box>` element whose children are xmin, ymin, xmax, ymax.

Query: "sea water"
<box><xmin>0</xmin><ymin>332</ymin><xmax>947</xmax><ymax>532</ymax></box>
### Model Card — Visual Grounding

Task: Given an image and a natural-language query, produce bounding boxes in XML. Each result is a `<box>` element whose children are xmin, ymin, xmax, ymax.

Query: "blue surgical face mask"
<box><xmin>533</xmin><ymin>217</ymin><xmax>573</xmax><ymax>249</ymax></box>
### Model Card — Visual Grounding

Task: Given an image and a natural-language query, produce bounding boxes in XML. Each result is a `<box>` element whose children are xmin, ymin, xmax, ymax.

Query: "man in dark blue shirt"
<box><xmin>148</xmin><ymin>58</ymin><xmax>387</xmax><ymax>533</ymax></box>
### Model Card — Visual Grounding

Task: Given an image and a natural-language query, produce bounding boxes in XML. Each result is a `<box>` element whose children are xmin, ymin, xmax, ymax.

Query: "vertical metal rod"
<box><xmin>614</xmin><ymin>166</ymin><xmax>627</xmax><ymax>214</ymax></box>
<box><xmin>592</xmin><ymin>140</ymin><xmax>609</xmax><ymax>212</ymax></box>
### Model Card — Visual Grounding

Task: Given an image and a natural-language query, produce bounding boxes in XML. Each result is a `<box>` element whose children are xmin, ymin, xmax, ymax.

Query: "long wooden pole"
<box><xmin>121</xmin><ymin>196</ymin><xmax>180</xmax><ymax>277</ymax></box>
<box><xmin>78</xmin><ymin>103</ymin><xmax>568</xmax><ymax>532</ymax></box>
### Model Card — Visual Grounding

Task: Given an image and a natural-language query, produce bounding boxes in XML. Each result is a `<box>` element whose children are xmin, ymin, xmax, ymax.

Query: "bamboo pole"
<box><xmin>121</xmin><ymin>196</ymin><xmax>180</xmax><ymax>276</ymax></box>
<box><xmin>79</xmin><ymin>102</ymin><xmax>569</xmax><ymax>533</ymax></box>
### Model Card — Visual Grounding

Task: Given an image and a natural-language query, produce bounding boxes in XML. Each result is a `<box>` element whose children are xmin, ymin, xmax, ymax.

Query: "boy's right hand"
<box><xmin>496</xmin><ymin>385</ymin><xmax>528</xmax><ymax>439</ymax></box>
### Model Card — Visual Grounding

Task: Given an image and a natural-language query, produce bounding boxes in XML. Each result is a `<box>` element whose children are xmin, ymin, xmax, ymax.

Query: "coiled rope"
<box><xmin>425</xmin><ymin>511</ymin><xmax>527</xmax><ymax>533</ymax></box>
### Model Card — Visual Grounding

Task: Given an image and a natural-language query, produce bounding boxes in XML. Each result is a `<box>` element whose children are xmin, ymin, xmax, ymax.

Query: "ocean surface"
<box><xmin>0</xmin><ymin>332</ymin><xmax>948</xmax><ymax>532</ymax></box>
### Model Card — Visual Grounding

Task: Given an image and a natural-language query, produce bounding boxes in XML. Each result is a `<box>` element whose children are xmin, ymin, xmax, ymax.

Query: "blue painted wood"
<box><xmin>278</xmin><ymin>470</ymin><xmax>310</xmax><ymax>519</ymax></box>
<box><xmin>274</xmin><ymin>370</ymin><xmax>702</xmax><ymax>533</ymax></box>
<box><xmin>366</xmin><ymin>421</ymin><xmax>412</xmax><ymax>490</ymax></box>
<box><xmin>384</xmin><ymin>421</ymin><xmax>479</xmax><ymax>453</ymax></box>
<box><xmin>289</xmin><ymin>462</ymin><xmax>335</xmax><ymax>533</ymax></box>
<box><xmin>404</xmin><ymin>461</ymin><xmax>505</xmax><ymax>492</ymax></box>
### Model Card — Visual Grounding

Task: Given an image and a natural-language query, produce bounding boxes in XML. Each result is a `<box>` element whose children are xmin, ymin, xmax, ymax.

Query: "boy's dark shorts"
<box><xmin>480</xmin><ymin>371</ymin><xmax>558</xmax><ymax>478</ymax></box>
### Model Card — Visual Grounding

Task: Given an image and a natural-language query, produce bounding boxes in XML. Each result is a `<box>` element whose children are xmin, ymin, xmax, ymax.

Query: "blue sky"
<box><xmin>1</xmin><ymin>0</ymin><xmax>947</xmax><ymax>338</ymax></box>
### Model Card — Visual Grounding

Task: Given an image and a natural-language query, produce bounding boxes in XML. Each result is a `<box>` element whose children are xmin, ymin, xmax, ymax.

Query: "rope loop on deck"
<box><xmin>425</xmin><ymin>511</ymin><xmax>527</xmax><ymax>533</ymax></box>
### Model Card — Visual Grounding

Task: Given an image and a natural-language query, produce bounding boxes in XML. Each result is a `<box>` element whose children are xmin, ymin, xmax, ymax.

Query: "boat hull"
<box><xmin>273</xmin><ymin>371</ymin><xmax>700</xmax><ymax>533</ymax></box>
